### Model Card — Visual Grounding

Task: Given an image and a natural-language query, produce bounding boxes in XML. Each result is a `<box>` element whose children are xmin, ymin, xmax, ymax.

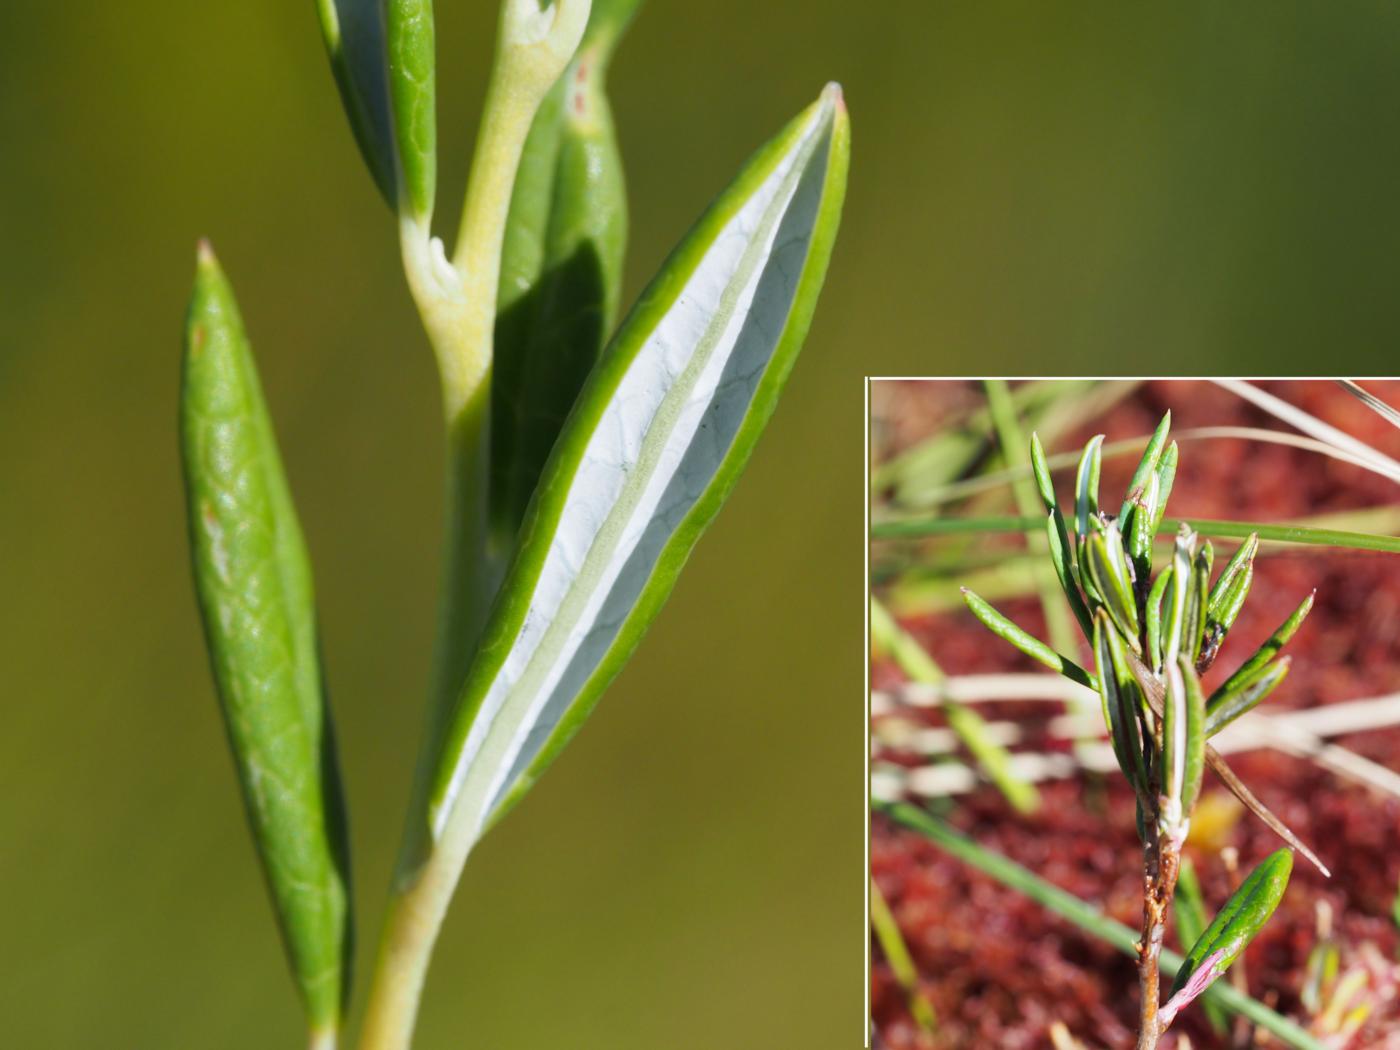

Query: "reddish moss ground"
<box><xmin>871</xmin><ymin>381</ymin><xmax>1400</xmax><ymax>1049</ymax></box>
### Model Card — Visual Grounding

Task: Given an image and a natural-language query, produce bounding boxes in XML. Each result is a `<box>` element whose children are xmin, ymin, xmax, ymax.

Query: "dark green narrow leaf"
<box><xmin>1151</xmin><ymin>440</ymin><xmax>1179</xmax><ymax>535</ymax></box>
<box><xmin>1118</xmin><ymin>410</ymin><xmax>1171</xmax><ymax>522</ymax></box>
<box><xmin>1206</xmin><ymin>658</ymin><xmax>1291</xmax><ymax>736</ymax></box>
<box><xmin>1029</xmin><ymin>431</ymin><xmax>1057</xmax><ymax>513</ymax></box>
<box><xmin>961</xmin><ymin>589</ymin><xmax>1097</xmax><ymax>690</ymax></box>
<box><xmin>384</xmin><ymin>0</ymin><xmax>436</xmax><ymax>219</ymax></box>
<box><xmin>1085</xmin><ymin>525</ymin><xmax>1139</xmax><ymax>645</ymax></box>
<box><xmin>315</xmin><ymin>0</ymin><xmax>398</xmax><ymax>207</ymax></box>
<box><xmin>1170</xmin><ymin>849</ymin><xmax>1294</xmax><ymax>1000</ymax></box>
<box><xmin>491</xmin><ymin>0</ymin><xmax>639</xmax><ymax>552</ymax></box>
<box><xmin>1162</xmin><ymin>529</ymin><xmax>1193</xmax><ymax>667</ymax></box>
<box><xmin>1186</xmin><ymin>549</ymin><xmax>1210</xmax><ymax>664</ymax></box>
<box><xmin>1075</xmin><ymin>434</ymin><xmax>1105</xmax><ymax>536</ymax></box>
<box><xmin>1146</xmin><ymin>567</ymin><xmax>1171</xmax><ymax>673</ymax></box>
<box><xmin>1044</xmin><ymin>510</ymin><xmax>1093</xmax><ymax>638</ymax></box>
<box><xmin>1177</xmin><ymin>655</ymin><xmax>1207</xmax><ymax>814</ymax></box>
<box><xmin>180</xmin><ymin>244</ymin><xmax>351</xmax><ymax>1039</ymax></box>
<box><xmin>1127</xmin><ymin>470</ymin><xmax>1160</xmax><ymax>573</ymax></box>
<box><xmin>1215</xmin><ymin>593</ymin><xmax>1314</xmax><ymax>698</ymax></box>
<box><xmin>1093</xmin><ymin>612</ymin><xmax>1147</xmax><ymax>795</ymax></box>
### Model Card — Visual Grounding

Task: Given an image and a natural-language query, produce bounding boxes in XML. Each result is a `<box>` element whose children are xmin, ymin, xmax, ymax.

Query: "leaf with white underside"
<box><xmin>416</xmin><ymin>85</ymin><xmax>849</xmax><ymax>858</ymax></box>
<box><xmin>315</xmin><ymin>0</ymin><xmax>399</xmax><ymax>208</ymax></box>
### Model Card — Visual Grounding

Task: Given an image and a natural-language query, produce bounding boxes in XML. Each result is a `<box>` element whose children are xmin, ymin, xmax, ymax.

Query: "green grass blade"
<box><xmin>871</xmin><ymin>514</ymin><xmax>1400</xmax><ymax>554</ymax></box>
<box><xmin>876</xmin><ymin>803</ymin><xmax>1326</xmax><ymax>1050</ymax></box>
<box><xmin>180</xmin><ymin>244</ymin><xmax>352</xmax><ymax>1040</ymax></box>
<box><xmin>871</xmin><ymin>598</ymin><xmax>1039</xmax><ymax>813</ymax></box>
<box><xmin>418</xmin><ymin>87</ymin><xmax>849</xmax><ymax>862</ymax></box>
<box><xmin>870</xmin><ymin>878</ymin><xmax>937</xmax><ymax>1035</ymax></box>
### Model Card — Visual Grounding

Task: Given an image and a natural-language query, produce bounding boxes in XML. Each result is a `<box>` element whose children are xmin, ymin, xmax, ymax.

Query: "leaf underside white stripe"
<box><xmin>433</xmin><ymin>103</ymin><xmax>836</xmax><ymax>842</ymax></box>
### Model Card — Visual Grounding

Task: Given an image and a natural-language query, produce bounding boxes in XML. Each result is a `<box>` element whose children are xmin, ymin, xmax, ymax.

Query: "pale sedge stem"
<box><xmin>358</xmin><ymin>5</ymin><xmax>592</xmax><ymax>1050</ymax></box>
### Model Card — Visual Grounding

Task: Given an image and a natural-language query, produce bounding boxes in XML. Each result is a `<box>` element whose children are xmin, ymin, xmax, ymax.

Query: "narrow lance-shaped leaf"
<box><xmin>180</xmin><ymin>244</ymin><xmax>352</xmax><ymax>1040</ymax></box>
<box><xmin>1029</xmin><ymin>431</ymin><xmax>1057</xmax><ymax>513</ymax></box>
<box><xmin>315</xmin><ymin>0</ymin><xmax>399</xmax><ymax>207</ymax></box>
<box><xmin>1216</xmin><ymin>592</ymin><xmax>1314</xmax><ymax>698</ymax></box>
<box><xmin>961</xmin><ymin>589</ymin><xmax>1097</xmax><ymax>691</ymax></box>
<box><xmin>416</xmin><ymin>86</ymin><xmax>849</xmax><ymax>861</ymax></box>
<box><xmin>1176</xmin><ymin>655</ymin><xmax>1207</xmax><ymax>815</ymax></box>
<box><xmin>1118</xmin><ymin>410</ymin><xmax>1172</xmax><ymax>523</ymax></box>
<box><xmin>1146</xmin><ymin>566</ymin><xmax>1172</xmax><ymax>673</ymax></box>
<box><xmin>1206</xmin><ymin>532</ymin><xmax>1258</xmax><ymax>645</ymax></box>
<box><xmin>1128</xmin><ymin>469</ymin><xmax>1160</xmax><ymax>573</ymax></box>
<box><xmin>1206</xmin><ymin>657</ymin><xmax>1291</xmax><ymax>737</ymax></box>
<box><xmin>1085</xmin><ymin>524</ymin><xmax>1139</xmax><ymax>646</ymax></box>
<box><xmin>1162</xmin><ymin>526</ymin><xmax>1194</xmax><ymax>667</ymax></box>
<box><xmin>1151</xmin><ymin>440</ymin><xmax>1179</xmax><ymax>536</ymax></box>
<box><xmin>1075</xmin><ymin>434</ymin><xmax>1105</xmax><ymax>536</ymax></box>
<box><xmin>385</xmin><ymin>0</ymin><xmax>436</xmax><ymax>219</ymax></box>
<box><xmin>1186</xmin><ymin>546</ymin><xmax>1210</xmax><ymax>664</ymax></box>
<box><xmin>1044</xmin><ymin>510</ymin><xmax>1094</xmax><ymax>638</ymax></box>
<box><xmin>492</xmin><ymin>0</ymin><xmax>640</xmax><ymax>551</ymax></box>
<box><xmin>1168</xmin><ymin>849</ymin><xmax>1294</xmax><ymax>1005</ymax></box>
<box><xmin>1093</xmin><ymin>612</ymin><xmax>1147</xmax><ymax>796</ymax></box>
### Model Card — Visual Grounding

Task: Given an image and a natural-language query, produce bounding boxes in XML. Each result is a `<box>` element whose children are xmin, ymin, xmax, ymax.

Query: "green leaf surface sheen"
<box><xmin>180</xmin><ymin>244</ymin><xmax>351</xmax><ymax>1038</ymax></box>
<box><xmin>422</xmin><ymin>86</ymin><xmax>850</xmax><ymax>855</ymax></box>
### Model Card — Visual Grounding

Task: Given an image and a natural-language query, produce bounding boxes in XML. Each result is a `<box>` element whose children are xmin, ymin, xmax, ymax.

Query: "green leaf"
<box><xmin>1206</xmin><ymin>532</ymin><xmax>1258</xmax><ymax>644</ymax></box>
<box><xmin>1085</xmin><ymin>525</ymin><xmax>1139</xmax><ymax>644</ymax></box>
<box><xmin>1044</xmin><ymin>509</ymin><xmax>1093</xmax><ymax>638</ymax></box>
<box><xmin>1215</xmin><ymin>592</ymin><xmax>1314</xmax><ymax>698</ymax></box>
<box><xmin>1162</xmin><ymin>528</ymin><xmax>1193</xmax><ymax>667</ymax></box>
<box><xmin>1206</xmin><ymin>657</ymin><xmax>1291</xmax><ymax>736</ymax></box>
<box><xmin>417</xmin><ymin>86</ymin><xmax>849</xmax><ymax>858</ymax></box>
<box><xmin>1160</xmin><ymin>656</ymin><xmax>1205</xmax><ymax>832</ymax></box>
<box><xmin>491</xmin><ymin>0</ymin><xmax>639</xmax><ymax>551</ymax></box>
<box><xmin>1029</xmin><ymin>431</ymin><xmax>1057</xmax><ymax>513</ymax></box>
<box><xmin>1186</xmin><ymin>546</ymin><xmax>1210</xmax><ymax>663</ymax></box>
<box><xmin>385</xmin><ymin>0</ymin><xmax>436</xmax><ymax>219</ymax></box>
<box><xmin>1127</xmin><ymin>470</ymin><xmax>1160</xmax><ymax>574</ymax></box>
<box><xmin>1151</xmin><ymin>440</ymin><xmax>1179</xmax><ymax>535</ymax></box>
<box><xmin>1118</xmin><ymin>410</ymin><xmax>1171</xmax><ymax>522</ymax></box>
<box><xmin>315</xmin><ymin>0</ymin><xmax>399</xmax><ymax>207</ymax></box>
<box><xmin>1146</xmin><ymin>566</ymin><xmax>1171</xmax><ymax>673</ymax></box>
<box><xmin>179</xmin><ymin>244</ymin><xmax>352</xmax><ymax>1038</ymax></box>
<box><xmin>1170</xmin><ymin>849</ymin><xmax>1294</xmax><ymax>1000</ymax></box>
<box><xmin>1092</xmin><ymin>612</ymin><xmax>1147</xmax><ymax>794</ymax></box>
<box><xmin>961</xmin><ymin>589</ymin><xmax>1097</xmax><ymax>690</ymax></box>
<box><xmin>1074</xmin><ymin>434</ymin><xmax>1104</xmax><ymax>536</ymax></box>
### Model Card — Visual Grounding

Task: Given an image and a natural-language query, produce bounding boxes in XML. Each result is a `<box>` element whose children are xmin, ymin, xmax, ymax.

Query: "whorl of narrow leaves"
<box><xmin>180</xmin><ymin>245</ymin><xmax>352</xmax><ymax>1039</ymax></box>
<box><xmin>1170</xmin><ymin>849</ymin><xmax>1294</xmax><ymax>1000</ymax></box>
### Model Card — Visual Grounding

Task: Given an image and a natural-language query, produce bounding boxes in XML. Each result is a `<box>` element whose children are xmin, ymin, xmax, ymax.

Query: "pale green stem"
<box><xmin>357</xmin><ymin>5</ymin><xmax>592</xmax><ymax>1050</ymax></box>
<box><xmin>309</xmin><ymin>1028</ymin><xmax>338</xmax><ymax>1050</ymax></box>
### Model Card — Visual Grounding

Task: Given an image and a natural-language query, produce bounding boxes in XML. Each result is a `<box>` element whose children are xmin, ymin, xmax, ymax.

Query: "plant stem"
<box><xmin>1136</xmin><ymin>826</ymin><xmax>1182</xmax><ymax>1049</ymax></box>
<box><xmin>356</xmin><ymin>7</ymin><xmax>593</xmax><ymax>1050</ymax></box>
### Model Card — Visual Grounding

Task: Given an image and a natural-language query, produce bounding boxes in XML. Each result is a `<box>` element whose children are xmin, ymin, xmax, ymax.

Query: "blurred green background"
<box><xmin>3</xmin><ymin>3</ymin><xmax>1400</xmax><ymax>1048</ymax></box>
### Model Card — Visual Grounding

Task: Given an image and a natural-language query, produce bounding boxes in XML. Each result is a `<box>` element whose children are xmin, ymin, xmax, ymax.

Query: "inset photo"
<box><xmin>869</xmin><ymin>379</ymin><xmax>1400</xmax><ymax>1050</ymax></box>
